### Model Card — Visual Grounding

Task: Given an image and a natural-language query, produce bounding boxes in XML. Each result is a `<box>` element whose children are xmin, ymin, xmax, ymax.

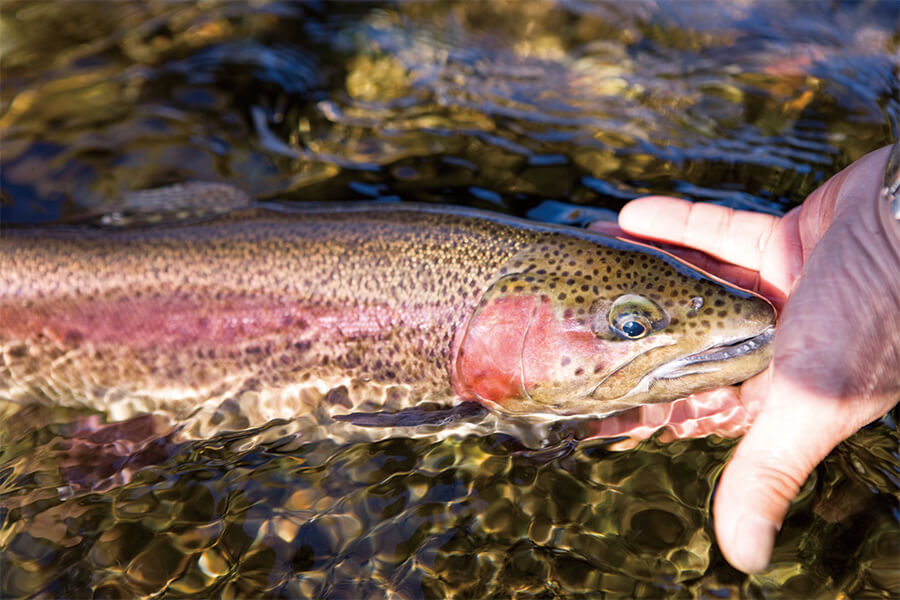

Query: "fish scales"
<box><xmin>1</xmin><ymin>209</ymin><xmax>521</xmax><ymax>417</ymax></box>
<box><xmin>0</xmin><ymin>201</ymin><xmax>775</xmax><ymax>426</ymax></box>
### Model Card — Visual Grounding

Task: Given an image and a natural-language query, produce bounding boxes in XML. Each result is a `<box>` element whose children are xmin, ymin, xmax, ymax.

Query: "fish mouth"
<box><xmin>646</xmin><ymin>327</ymin><xmax>775</xmax><ymax>382</ymax></box>
<box><xmin>588</xmin><ymin>326</ymin><xmax>775</xmax><ymax>403</ymax></box>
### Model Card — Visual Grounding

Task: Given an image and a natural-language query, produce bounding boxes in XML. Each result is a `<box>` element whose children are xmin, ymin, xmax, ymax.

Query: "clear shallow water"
<box><xmin>1</xmin><ymin>1</ymin><xmax>899</xmax><ymax>598</ymax></box>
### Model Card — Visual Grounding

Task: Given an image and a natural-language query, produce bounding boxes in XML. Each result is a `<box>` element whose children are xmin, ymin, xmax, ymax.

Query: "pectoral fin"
<box><xmin>332</xmin><ymin>401</ymin><xmax>487</xmax><ymax>427</ymax></box>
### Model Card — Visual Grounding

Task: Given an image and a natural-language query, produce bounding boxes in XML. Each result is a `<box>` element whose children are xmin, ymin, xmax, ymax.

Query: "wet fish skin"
<box><xmin>0</xmin><ymin>201</ymin><xmax>775</xmax><ymax>423</ymax></box>
<box><xmin>1</xmin><ymin>205</ymin><xmax>513</xmax><ymax>420</ymax></box>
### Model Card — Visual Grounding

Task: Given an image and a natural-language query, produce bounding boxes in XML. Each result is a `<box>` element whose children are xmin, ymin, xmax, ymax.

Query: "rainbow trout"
<box><xmin>0</xmin><ymin>197</ymin><xmax>775</xmax><ymax>430</ymax></box>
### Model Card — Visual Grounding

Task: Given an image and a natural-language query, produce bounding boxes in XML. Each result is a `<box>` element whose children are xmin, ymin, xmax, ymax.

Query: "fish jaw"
<box><xmin>607</xmin><ymin>326</ymin><xmax>775</xmax><ymax>406</ymax></box>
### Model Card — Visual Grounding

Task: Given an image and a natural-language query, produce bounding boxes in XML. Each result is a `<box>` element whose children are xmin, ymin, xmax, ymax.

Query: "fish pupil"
<box><xmin>622</xmin><ymin>320</ymin><xmax>646</xmax><ymax>338</ymax></box>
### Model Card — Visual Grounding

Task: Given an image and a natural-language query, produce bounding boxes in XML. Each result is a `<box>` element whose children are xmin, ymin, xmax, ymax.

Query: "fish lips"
<box><xmin>597</xmin><ymin>326</ymin><xmax>776</xmax><ymax>403</ymax></box>
<box><xmin>657</xmin><ymin>327</ymin><xmax>774</xmax><ymax>375</ymax></box>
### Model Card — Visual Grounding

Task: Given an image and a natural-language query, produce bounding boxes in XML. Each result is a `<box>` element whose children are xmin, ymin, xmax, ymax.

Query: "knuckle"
<box><xmin>749</xmin><ymin>462</ymin><xmax>811</xmax><ymax>508</ymax></box>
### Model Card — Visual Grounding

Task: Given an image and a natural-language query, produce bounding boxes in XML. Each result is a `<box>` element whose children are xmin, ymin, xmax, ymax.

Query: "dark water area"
<box><xmin>1</xmin><ymin>1</ymin><xmax>899</xmax><ymax>598</ymax></box>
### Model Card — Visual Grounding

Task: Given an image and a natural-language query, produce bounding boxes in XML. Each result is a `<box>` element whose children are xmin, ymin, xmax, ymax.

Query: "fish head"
<box><xmin>452</xmin><ymin>233</ymin><xmax>775</xmax><ymax>417</ymax></box>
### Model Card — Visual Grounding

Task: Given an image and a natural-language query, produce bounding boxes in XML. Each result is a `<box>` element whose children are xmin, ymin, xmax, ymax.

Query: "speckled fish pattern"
<box><xmin>0</xmin><ymin>198</ymin><xmax>775</xmax><ymax>427</ymax></box>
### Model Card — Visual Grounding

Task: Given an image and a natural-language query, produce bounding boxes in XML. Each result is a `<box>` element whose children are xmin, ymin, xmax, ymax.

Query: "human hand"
<box><xmin>591</xmin><ymin>145</ymin><xmax>899</xmax><ymax>573</ymax></box>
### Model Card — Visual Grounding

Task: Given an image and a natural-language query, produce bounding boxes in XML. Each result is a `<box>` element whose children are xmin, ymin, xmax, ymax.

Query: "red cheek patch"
<box><xmin>452</xmin><ymin>295</ymin><xmax>536</xmax><ymax>406</ymax></box>
<box><xmin>521</xmin><ymin>298</ymin><xmax>601</xmax><ymax>389</ymax></box>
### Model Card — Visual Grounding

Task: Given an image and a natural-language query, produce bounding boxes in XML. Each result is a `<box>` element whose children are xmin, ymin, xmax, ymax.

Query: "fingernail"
<box><xmin>731</xmin><ymin>515</ymin><xmax>778</xmax><ymax>574</ymax></box>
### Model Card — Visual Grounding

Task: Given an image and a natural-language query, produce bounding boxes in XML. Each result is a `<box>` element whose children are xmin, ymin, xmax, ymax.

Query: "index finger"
<box><xmin>618</xmin><ymin>197</ymin><xmax>781</xmax><ymax>273</ymax></box>
<box><xmin>587</xmin><ymin>219</ymin><xmax>763</xmax><ymax>292</ymax></box>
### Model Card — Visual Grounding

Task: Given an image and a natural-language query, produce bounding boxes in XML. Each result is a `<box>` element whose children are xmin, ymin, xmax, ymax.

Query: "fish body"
<box><xmin>0</xmin><ymin>201</ymin><xmax>775</xmax><ymax>426</ymax></box>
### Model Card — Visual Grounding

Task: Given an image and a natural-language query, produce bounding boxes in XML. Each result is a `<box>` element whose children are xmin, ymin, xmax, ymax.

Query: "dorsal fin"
<box><xmin>95</xmin><ymin>182</ymin><xmax>254</xmax><ymax>227</ymax></box>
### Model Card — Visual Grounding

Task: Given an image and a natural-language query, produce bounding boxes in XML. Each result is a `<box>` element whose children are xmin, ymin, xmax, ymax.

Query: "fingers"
<box><xmin>618</xmin><ymin>197</ymin><xmax>781</xmax><ymax>273</ymax></box>
<box><xmin>712</xmin><ymin>374</ymin><xmax>857</xmax><ymax>573</ymax></box>
<box><xmin>664</xmin><ymin>249</ymin><xmax>763</xmax><ymax>296</ymax></box>
<box><xmin>584</xmin><ymin>386</ymin><xmax>755</xmax><ymax>446</ymax></box>
<box><xmin>657</xmin><ymin>386</ymin><xmax>756</xmax><ymax>441</ymax></box>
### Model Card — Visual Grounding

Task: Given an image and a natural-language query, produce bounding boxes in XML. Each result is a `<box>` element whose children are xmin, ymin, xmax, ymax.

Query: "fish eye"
<box><xmin>602</xmin><ymin>294</ymin><xmax>670</xmax><ymax>341</ymax></box>
<box><xmin>613</xmin><ymin>314</ymin><xmax>651</xmax><ymax>339</ymax></box>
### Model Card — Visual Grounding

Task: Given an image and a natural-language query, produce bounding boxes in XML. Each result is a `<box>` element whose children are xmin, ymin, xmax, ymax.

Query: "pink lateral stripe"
<box><xmin>0</xmin><ymin>295</ymin><xmax>398</xmax><ymax>350</ymax></box>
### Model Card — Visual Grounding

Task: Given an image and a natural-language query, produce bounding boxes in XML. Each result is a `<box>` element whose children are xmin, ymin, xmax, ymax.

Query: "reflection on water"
<box><xmin>3</xmin><ymin>403</ymin><xmax>898</xmax><ymax>598</ymax></box>
<box><xmin>3</xmin><ymin>0</ymin><xmax>897</xmax><ymax>223</ymax></box>
<box><xmin>1</xmin><ymin>0</ymin><xmax>898</xmax><ymax>598</ymax></box>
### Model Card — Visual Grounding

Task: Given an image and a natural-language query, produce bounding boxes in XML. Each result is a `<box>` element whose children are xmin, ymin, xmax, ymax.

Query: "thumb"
<box><xmin>712</xmin><ymin>374</ymin><xmax>857</xmax><ymax>574</ymax></box>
